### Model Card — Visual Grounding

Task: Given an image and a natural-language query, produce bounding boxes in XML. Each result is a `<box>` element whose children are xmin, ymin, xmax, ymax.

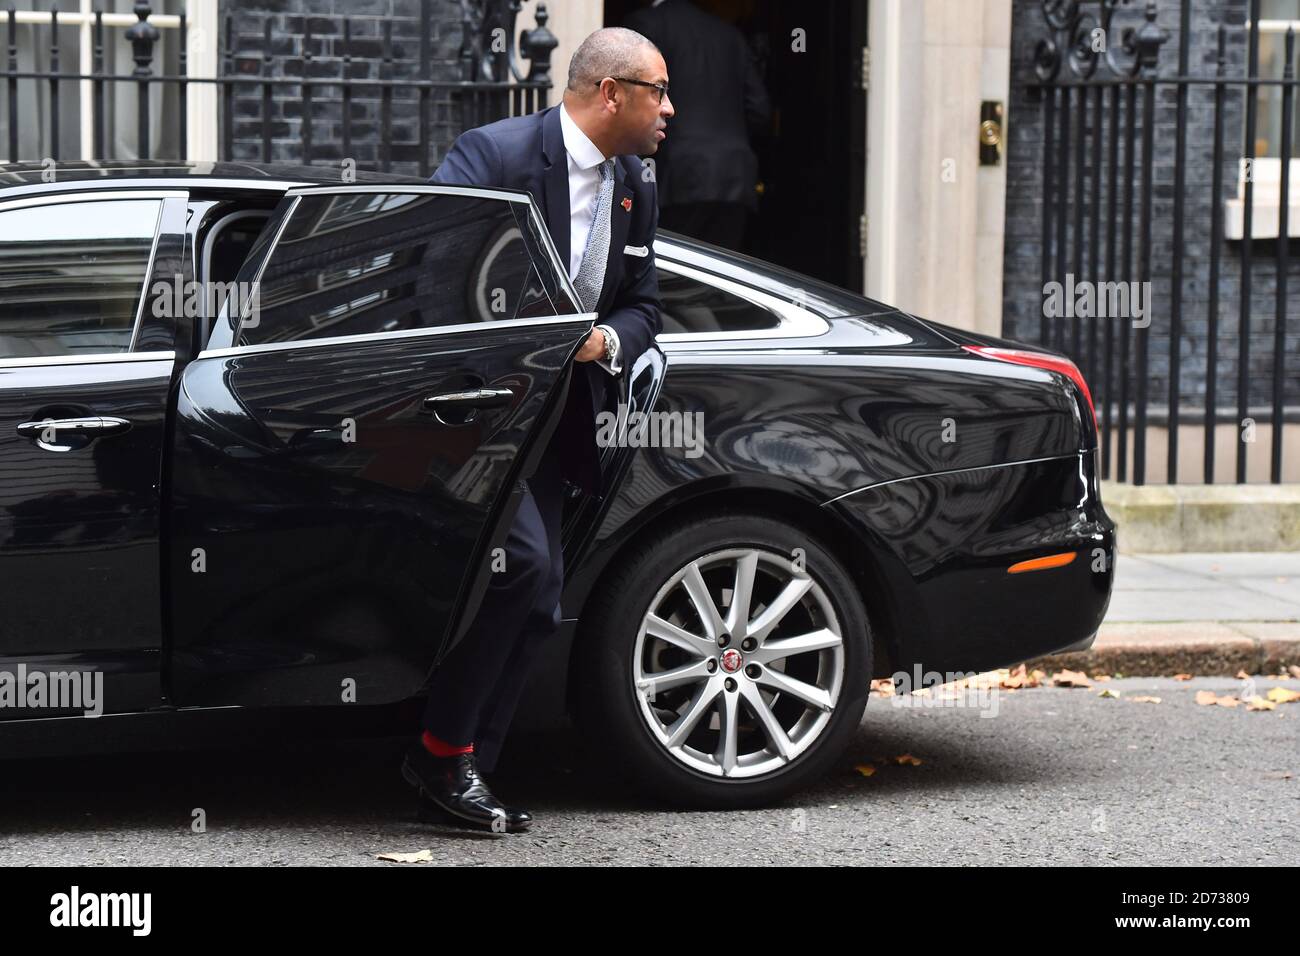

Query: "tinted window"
<box><xmin>239</xmin><ymin>192</ymin><xmax>571</xmax><ymax>346</ymax></box>
<box><xmin>656</xmin><ymin>268</ymin><xmax>782</xmax><ymax>335</ymax></box>
<box><xmin>0</xmin><ymin>198</ymin><xmax>162</xmax><ymax>358</ymax></box>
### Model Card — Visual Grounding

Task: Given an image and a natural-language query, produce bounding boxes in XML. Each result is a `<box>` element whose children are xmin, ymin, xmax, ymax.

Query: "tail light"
<box><xmin>962</xmin><ymin>345</ymin><xmax>1097</xmax><ymax>431</ymax></box>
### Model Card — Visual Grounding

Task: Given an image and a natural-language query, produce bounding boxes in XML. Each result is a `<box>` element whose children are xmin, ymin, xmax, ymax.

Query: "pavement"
<box><xmin>1026</xmin><ymin>552</ymin><xmax>1300</xmax><ymax>676</ymax></box>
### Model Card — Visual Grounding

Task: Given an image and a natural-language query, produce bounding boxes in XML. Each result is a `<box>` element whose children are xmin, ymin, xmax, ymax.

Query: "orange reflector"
<box><xmin>1007</xmin><ymin>551</ymin><xmax>1077</xmax><ymax>574</ymax></box>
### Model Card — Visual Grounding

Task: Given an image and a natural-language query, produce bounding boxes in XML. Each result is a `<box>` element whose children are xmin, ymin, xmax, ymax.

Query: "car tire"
<box><xmin>574</xmin><ymin>511</ymin><xmax>872</xmax><ymax>809</ymax></box>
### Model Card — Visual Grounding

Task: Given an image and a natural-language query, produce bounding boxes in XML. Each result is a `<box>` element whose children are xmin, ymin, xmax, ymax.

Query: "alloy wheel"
<box><xmin>632</xmin><ymin>547</ymin><xmax>846</xmax><ymax>779</ymax></box>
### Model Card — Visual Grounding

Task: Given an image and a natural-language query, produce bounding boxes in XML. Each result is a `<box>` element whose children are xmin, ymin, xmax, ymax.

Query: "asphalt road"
<box><xmin>1</xmin><ymin>676</ymin><xmax>1295</xmax><ymax>866</ymax></box>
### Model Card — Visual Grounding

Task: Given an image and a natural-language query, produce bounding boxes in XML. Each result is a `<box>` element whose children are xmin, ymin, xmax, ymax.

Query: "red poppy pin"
<box><xmin>621</xmin><ymin>197</ymin><xmax>633</xmax><ymax>212</ymax></box>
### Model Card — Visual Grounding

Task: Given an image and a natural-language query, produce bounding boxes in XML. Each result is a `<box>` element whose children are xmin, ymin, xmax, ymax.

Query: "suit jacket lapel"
<box><xmin>540</xmin><ymin>105</ymin><xmax>571</xmax><ymax>278</ymax></box>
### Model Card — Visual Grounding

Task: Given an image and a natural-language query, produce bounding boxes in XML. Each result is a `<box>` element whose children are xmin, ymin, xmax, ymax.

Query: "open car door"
<box><xmin>167</xmin><ymin>185</ymin><xmax>592</xmax><ymax>709</ymax></box>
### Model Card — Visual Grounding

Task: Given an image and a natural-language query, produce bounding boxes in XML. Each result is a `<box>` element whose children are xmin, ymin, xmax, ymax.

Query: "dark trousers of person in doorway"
<box><xmin>660</xmin><ymin>201</ymin><xmax>747</xmax><ymax>252</ymax></box>
<box><xmin>419</xmin><ymin>441</ymin><xmax>565</xmax><ymax>774</ymax></box>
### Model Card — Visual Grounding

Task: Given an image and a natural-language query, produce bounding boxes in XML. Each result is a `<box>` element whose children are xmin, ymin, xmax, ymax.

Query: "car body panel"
<box><xmin>0</xmin><ymin>354</ymin><xmax>175</xmax><ymax>716</ymax></box>
<box><xmin>826</xmin><ymin>450</ymin><xmax>1114</xmax><ymax>676</ymax></box>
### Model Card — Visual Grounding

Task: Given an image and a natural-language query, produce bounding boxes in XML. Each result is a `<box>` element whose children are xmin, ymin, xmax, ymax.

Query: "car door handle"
<box><xmin>16</xmin><ymin>416</ymin><xmax>132</xmax><ymax>452</ymax></box>
<box><xmin>16</xmin><ymin>416</ymin><xmax>131</xmax><ymax>438</ymax></box>
<box><xmin>422</xmin><ymin>387</ymin><xmax>515</xmax><ymax>412</ymax></box>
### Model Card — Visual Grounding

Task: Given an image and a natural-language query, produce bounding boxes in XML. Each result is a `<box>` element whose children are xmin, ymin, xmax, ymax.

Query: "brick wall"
<box><xmin>1004</xmin><ymin>0</ymin><xmax>1300</xmax><ymax>416</ymax></box>
<box><xmin>218</xmin><ymin>0</ymin><xmax>468</xmax><ymax>175</ymax></box>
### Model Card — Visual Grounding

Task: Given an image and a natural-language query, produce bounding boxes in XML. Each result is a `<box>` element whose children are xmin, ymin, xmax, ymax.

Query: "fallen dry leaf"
<box><xmin>1246</xmin><ymin>696</ymin><xmax>1277</xmax><ymax>712</ymax></box>
<box><xmin>1288</xmin><ymin>665</ymin><xmax>1300</xmax><ymax>680</ymax></box>
<box><xmin>1095</xmin><ymin>674</ymin><xmax>1112</xmax><ymax>682</ymax></box>
<box><xmin>1195</xmin><ymin>690</ymin><xmax>1241</xmax><ymax>708</ymax></box>
<box><xmin>1131</xmin><ymin>695</ymin><xmax>1163</xmax><ymax>704</ymax></box>
<box><xmin>995</xmin><ymin>664</ymin><xmax>1041</xmax><ymax>690</ymax></box>
<box><xmin>1174</xmin><ymin>673</ymin><xmax>1193</xmax><ymax>681</ymax></box>
<box><xmin>1266</xmin><ymin>686</ymin><xmax>1300</xmax><ymax>704</ymax></box>
<box><xmin>1031</xmin><ymin>669</ymin><xmax>1047</xmax><ymax>682</ymax></box>
<box><xmin>1052</xmin><ymin>669</ymin><xmax>1093</xmax><ymax>688</ymax></box>
<box><xmin>1001</xmin><ymin>664</ymin><xmax>1029</xmax><ymax>689</ymax></box>
<box><xmin>892</xmin><ymin>754</ymin><xmax>923</xmax><ymax>766</ymax></box>
<box><xmin>377</xmin><ymin>849</ymin><xmax>433</xmax><ymax>864</ymax></box>
<box><xmin>1236</xmin><ymin>669</ymin><xmax>1252</xmax><ymax>680</ymax></box>
<box><xmin>854</xmin><ymin>763</ymin><xmax>876</xmax><ymax>777</ymax></box>
<box><xmin>1098</xmin><ymin>688</ymin><xmax>1120</xmax><ymax>699</ymax></box>
<box><xmin>870</xmin><ymin>678</ymin><xmax>895</xmax><ymax>697</ymax></box>
<box><xmin>928</xmin><ymin>667</ymin><xmax>1036</xmax><ymax>695</ymax></box>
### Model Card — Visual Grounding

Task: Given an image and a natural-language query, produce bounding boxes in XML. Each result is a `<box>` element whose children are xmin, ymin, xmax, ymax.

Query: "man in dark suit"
<box><xmin>400</xmin><ymin>27</ymin><xmax>673</xmax><ymax>833</ymax></box>
<box><xmin>625</xmin><ymin>0</ymin><xmax>768</xmax><ymax>251</ymax></box>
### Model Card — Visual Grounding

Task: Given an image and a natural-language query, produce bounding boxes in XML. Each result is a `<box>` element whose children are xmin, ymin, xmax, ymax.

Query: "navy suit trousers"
<box><xmin>420</xmin><ymin>441</ymin><xmax>566</xmax><ymax>774</ymax></box>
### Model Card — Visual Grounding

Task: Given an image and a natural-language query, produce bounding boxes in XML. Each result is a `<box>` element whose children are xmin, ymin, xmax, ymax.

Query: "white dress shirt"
<box><xmin>559</xmin><ymin>101</ymin><xmax>623</xmax><ymax>375</ymax></box>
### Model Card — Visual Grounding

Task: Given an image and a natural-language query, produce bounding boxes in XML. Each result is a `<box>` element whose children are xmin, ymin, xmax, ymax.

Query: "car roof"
<box><xmin>0</xmin><ymin>159</ymin><xmax>426</xmax><ymax>189</ymax></box>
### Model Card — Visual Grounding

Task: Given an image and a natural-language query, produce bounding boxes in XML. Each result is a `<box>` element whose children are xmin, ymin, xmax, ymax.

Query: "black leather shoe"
<box><xmin>401</xmin><ymin>744</ymin><xmax>530</xmax><ymax>833</ymax></box>
<box><xmin>416</xmin><ymin>794</ymin><xmax>533</xmax><ymax>831</ymax></box>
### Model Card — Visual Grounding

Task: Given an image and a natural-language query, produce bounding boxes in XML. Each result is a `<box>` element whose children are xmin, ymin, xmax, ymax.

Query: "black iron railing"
<box><xmin>1023</xmin><ymin>0</ymin><xmax>1300</xmax><ymax>484</ymax></box>
<box><xmin>1</xmin><ymin>0</ymin><xmax>557</xmax><ymax>176</ymax></box>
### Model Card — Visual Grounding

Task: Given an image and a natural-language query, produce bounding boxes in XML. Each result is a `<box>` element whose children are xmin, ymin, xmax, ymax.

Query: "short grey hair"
<box><xmin>566</xmin><ymin>27</ymin><xmax>659</xmax><ymax>93</ymax></box>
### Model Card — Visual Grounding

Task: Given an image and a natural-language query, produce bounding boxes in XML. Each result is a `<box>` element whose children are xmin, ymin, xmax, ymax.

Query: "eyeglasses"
<box><xmin>600</xmin><ymin>76</ymin><xmax>670</xmax><ymax>104</ymax></box>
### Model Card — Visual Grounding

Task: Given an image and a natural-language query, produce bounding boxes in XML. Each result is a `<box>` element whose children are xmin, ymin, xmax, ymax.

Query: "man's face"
<box><xmin>613</xmin><ymin>50</ymin><xmax>673</xmax><ymax>156</ymax></box>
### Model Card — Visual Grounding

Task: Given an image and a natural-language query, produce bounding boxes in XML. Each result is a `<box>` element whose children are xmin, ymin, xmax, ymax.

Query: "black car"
<box><xmin>0</xmin><ymin>162</ymin><xmax>1114</xmax><ymax>808</ymax></box>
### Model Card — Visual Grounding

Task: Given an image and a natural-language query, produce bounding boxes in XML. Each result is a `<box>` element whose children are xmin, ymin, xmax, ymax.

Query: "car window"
<box><xmin>238</xmin><ymin>192</ymin><xmax>567</xmax><ymax>347</ymax></box>
<box><xmin>656</xmin><ymin>268</ymin><xmax>782</xmax><ymax>335</ymax></box>
<box><xmin>0</xmin><ymin>198</ymin><xmax>162</xmax><ymax>359</ymax></box>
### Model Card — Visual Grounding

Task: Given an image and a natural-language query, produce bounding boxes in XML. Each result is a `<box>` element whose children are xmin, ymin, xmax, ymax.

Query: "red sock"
<box><xmin>421</xmin><ymin>730</ymin><xmax>474</xmax><ymax>757</ymax></box>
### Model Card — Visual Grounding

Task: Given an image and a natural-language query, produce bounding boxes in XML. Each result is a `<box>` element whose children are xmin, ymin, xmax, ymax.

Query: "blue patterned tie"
<box><xmin>573</xmin><ymin>158</ymin><xmax>615</xmax><ymax>312</ymax></box>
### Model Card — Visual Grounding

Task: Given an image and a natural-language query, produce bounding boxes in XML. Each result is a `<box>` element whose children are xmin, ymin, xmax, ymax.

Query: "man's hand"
<box><xmin>575</xmin><ymin>326</ymin><xmax>606</xmax><ymax>363</ymax></box>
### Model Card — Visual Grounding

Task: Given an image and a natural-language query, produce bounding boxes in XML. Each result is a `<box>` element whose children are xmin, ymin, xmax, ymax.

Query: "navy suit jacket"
<box><xmin>431</xmin><ymin>104</ymin><xmax>663</xmax><ymax>495</ymax></box>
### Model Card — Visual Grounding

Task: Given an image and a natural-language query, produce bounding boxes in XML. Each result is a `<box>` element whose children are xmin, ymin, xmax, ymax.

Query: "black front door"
<box><xmin>168</xmin><ymin>186</ymin><xmax>593</xmax><ymax>709</ymax></box>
